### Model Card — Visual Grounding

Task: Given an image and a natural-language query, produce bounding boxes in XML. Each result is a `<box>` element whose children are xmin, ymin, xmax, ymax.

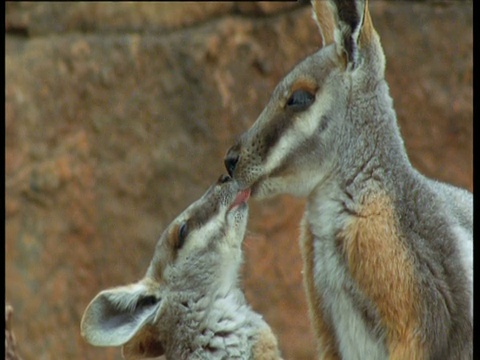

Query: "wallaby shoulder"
<box><xmin>425</xmin><ymin>176</ymin><xmax>473</xmax><ymax>231</ymax></box>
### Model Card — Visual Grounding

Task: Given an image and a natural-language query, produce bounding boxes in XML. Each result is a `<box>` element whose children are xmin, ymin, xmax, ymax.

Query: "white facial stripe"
<box><xmin>181</xmin><ymin>215</ymin><xmax>225</xmax><ymax>255</ymax></box>
<box><xmin>263</xmin><ymin>92</ymin><xmax>332</xmax><ymax>174</ymax></box>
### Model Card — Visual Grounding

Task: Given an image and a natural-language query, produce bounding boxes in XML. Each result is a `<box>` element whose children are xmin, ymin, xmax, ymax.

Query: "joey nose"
<box><xmin>224</xmin><ymin>149</ymin><xmax>239</xmax><ymax>177</ymax></box>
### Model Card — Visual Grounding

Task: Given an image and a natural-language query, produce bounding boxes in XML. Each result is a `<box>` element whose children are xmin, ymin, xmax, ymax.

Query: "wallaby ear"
<box><xmin>312</xmin><ymin>0</ymin><xmax>373</xmax><ymax>69</ymax></box>
<box><xmin>80</xmin><ymin>282</ymin><xmax>163</xmax><ymax>350</ymax></box>
<box><xmin>311</xmin><ymin>0</ymin><xmax>336</xmax><ymax>47</ymax></box>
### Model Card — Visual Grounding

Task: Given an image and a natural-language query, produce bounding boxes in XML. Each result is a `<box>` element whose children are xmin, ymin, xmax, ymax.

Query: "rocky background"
<box><xmin>5</xmin><ymin>1</ymin><xmax>472</xmax><ymax>359</ymax></box>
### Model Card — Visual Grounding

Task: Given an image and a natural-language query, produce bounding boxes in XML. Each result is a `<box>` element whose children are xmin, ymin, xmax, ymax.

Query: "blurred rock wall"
<box><xmin>5</xmin><ymin>2</ymin><xmax>472</xmax><ymax>359</ymax></box>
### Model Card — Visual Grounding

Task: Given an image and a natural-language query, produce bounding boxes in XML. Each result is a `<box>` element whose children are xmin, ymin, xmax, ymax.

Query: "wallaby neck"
<box><xmin>344</xmin><ymin>81</ymin><xmax>412</xmax><ymax>188</ymax></box>
<box><xmin>311</xmin><ymin>86</ymin><xmax>414</xmax><ymax>206</ymax></box>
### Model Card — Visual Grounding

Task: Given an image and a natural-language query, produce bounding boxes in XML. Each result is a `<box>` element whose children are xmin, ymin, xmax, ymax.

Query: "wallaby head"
<box><xmin>224</xmin><ymin>0</ymin><xmax>405</xmax><ymax>199</ymax></box>
<box><xmin>80</xmin><ymin>175</ymin><xmax>251</xmax><ymax>359</ymax></box>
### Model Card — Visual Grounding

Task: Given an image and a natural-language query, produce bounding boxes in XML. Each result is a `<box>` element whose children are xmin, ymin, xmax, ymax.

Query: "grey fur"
<box><xmin>224</xmin><ymin>0</ymin><xmax>472</xmax><ymax>358</ymax></box>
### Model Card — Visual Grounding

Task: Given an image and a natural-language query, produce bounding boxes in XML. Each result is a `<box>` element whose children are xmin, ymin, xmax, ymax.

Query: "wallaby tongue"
<box><xmin>230</xmin><ymin>188</ymin><xmax>251</xmax><ymax>209</ymax></box>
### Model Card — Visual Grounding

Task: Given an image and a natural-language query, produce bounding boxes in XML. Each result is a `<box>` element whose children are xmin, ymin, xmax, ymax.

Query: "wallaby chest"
<box><xmin>302</xmin><ymin>201</ymin><xmax>384</xmax><ymax>358</ymax></box>
<box><xmin>301</xmin><ymin>183</ymin><xmax>417</xmax><ymax>359</ymax></box>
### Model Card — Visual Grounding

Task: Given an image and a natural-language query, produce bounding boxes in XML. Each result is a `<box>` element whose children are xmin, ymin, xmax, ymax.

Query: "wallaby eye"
<box><xmin>286</xmin><ymin>89</ymin><xmax>315</xmax><ymax>111</ymax></box>
<box><xmin>177</xmin><ymin>222</ymin><xmax>188</xmax><ymax>249</ymax></box>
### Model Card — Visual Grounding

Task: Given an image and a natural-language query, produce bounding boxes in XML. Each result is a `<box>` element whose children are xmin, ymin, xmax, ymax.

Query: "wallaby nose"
<box><xmin>224</xmin><ymin>148</ymin><xmax>239</xmax><ymax>177</ymax></box>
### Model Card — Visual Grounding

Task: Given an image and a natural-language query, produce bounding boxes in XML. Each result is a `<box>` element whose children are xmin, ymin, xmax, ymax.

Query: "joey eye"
<box><xmin>286</xmin><ymin>89</ymin><xmax>315</xmax><ymax>111</ymax></box>
<box><xmin>177</xmin><ymin>222</ymin><xmax>188</xmax><ymax>249</ymax></box>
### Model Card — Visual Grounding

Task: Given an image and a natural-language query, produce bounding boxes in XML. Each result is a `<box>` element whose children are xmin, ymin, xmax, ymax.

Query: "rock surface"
<box><xmin>5</xmin><ymin>2</ymin><xmax>472</xmax><ymax>359</ymax></box>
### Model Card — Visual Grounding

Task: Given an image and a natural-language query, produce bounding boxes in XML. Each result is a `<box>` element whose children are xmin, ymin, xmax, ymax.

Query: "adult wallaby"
<box><xmin>224</xmin><ymin>0</ymin><xmax>472</xmax><ymax>359</ymax></box>
<box><xmin>81</xmin><ymin>175</ymin><xmax>281</xmax><ymax>360</ymax></box>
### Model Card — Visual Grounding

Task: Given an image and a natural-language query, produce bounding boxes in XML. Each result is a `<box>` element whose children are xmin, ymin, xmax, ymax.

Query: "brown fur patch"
<box><xmin>338</xmin><ymin>192</ymin><xmax>425</xmax><ymax>359</ymax></box>
<box><xmin>251</xmin><ymin>327</ymin><xmax>281</xmax><ymax>360</ymax></box>
<box><xmin>312</xmin><ymin>0</ymin><xmax>336</xmax><ymax>46</ymax></box>
<box><xmin>359</xmin><ymin>0</ymin><xmax>374</xmax><ymax>46</ymax></box>
<box><xmin>290</xmin><ymin>78</ymin><xmax>318</xmax><ymax>95</ymax></box>
<box><xmin>168</xmin><ymin>223</ymin><xmax>180</xmax><ymax>248</ymax></box>
<box><xmin>300</xmin><ymin>216</ymin><xmax>340</xmax><ymax>360</ymax></box>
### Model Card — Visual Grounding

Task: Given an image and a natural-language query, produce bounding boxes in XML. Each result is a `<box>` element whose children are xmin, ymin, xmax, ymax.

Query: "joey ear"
<box><xmin>313</xmin><ymin>0</ymin><xmax>371</xmax><ymax>69</ymax></box>
<box><xmin>80</xmin><ymin>282</ymin><xmax>163</xmax><ymax>349</ymax></box>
